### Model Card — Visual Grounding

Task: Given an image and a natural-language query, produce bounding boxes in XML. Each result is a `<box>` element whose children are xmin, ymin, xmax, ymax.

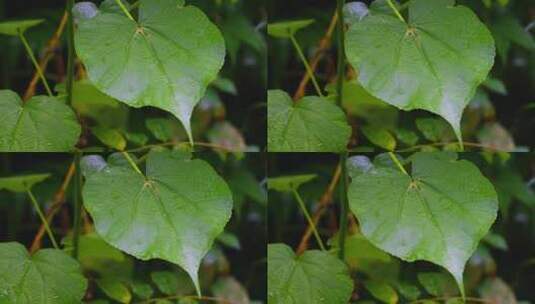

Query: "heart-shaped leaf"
<box><xmin>268</xmin><ymin>244</ymin><xmax>353</xmax><ymax>304</ymax></box>
<box><xmin>268</xmin><ymin>90</ymin><xmax>351</xmax><ymax>152</ymax></box>
<box><xmin>0</xmin><ymin>19</ymin><xmax>44</xmax><ymax>36</ymax></box>
<box><xmin>0</xmin><ymin>90</ymin><xmax>81</xmax><ymax>152</ymax></box>
<box><xmin>74</xmin><ymin>0</ymin><xmax>225</xmax><ymax>143</ymax></box>
<box><xmin>82</xmin><ymin>150</ymin><xmax>233</xmax><ymax>294</ymax></box>
<box><xmin>0</xmin><ymin>174</ymin><xmax>51</xmax><ymax>193</ymax></box>
<box><xmin>347</xmin><ymin>152</ymin><xmax>498</xmax><ymax>296</ymax></box>
<box><xmin>345</xmin><ymin>0</ymin><xmax>495</xmax><ymax>144</ymax></box>
<box><xmin>0</xmin><ymin>242</ymin><xmax>87</xmax><ymax>303</ymax></box>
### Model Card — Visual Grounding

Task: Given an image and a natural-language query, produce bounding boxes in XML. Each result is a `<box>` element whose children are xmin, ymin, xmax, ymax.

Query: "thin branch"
<box><xmin>294</xmin><ymin>12</ymin><xmax>338</xmax><ymax>100</ymax></box>
<box><xmin>24</xmin><ymin>12</ymin><xmax>68</xmax><ymax>100</ymax></box>
<box><xmin>27</xmin><ymin>190</ymin><xmax>59</xmax><ymax>250</ymax></box>
<box><xmin>289</xmin><ymin>35</ymin><xmax>324</xmax><ymax>98</ymax></box>
<box><xmin>296</xmin><ymin>164</ymin><xmax>341</xmax><ymax>255</ymax></box>
<box><xmin>292</xmin><ymin>189</ymin><xmax>326</xmax><ymax>251</ymax></box>
<box><xmin>18</xmin><ymin>31</ymin><xmax>53</xmax><ymax>97</ymax></box>
<box><xmin>30</xmin><ymin>162</ymin><xmax>75</xmax><ymax>253</ymax></box>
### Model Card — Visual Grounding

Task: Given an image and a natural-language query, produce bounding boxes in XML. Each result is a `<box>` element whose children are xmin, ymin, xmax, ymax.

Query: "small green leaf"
<box><xmin>0</xmin><ymin>90</ymin><xmax>81</xmax><ymax>152</ymax></box>
<box><xmin>348</xmin><ymin>152</ymin><xmax>498</xmax><ymax>296</ymax></box>
<box><xmin>325</xmin><ymin>81</ymin><xmax>398</xmax><ymax>128</ymax></box>
<box><xmin>363</xmin><ymin>280</ymin><xmax>398</xmax><ymax>304</ymax></box>
<box><xmin>346</xmin><ymin>0</ymin><xmax>495</xmax><ymax>143</ymax></box>
<box><xmin>267</xmin><ymin>174</ymin><xmax>317</xmax><ymax>192</ymax></box>
<box><xmin>217</xmin><ymin>232</ymin><xmax>241</xmax><ymax>250</ymax></box>
<box><xmin>361</xmin><ymin>125</ymin><xmax>396</xmax><ymax>151</ymax></box>
<box><xmin>0</xmin><ymin>242</ymin><xmax>87</xmax><ymax>303</ymax></box>
<box><xmin>482</xmin><ymin>77</ymin><xmax>507</xmax><ymax>95</ymax></box>
<box><xmin>131</xmin><ymin>281</ymin><xmax>154</xmax><ymax>300</ymax></box>
<box><xmin>482</xmin><ymin>232</ymin><xmax>508</xmax><ymax>251</ymax></box>
<box><xmin>151</xmin><ymin>271</ymin><xmax>178</xmax><ymax>295</ymax></box>
<box><xmin>145</xmin><ymin>118</ymin><xmax>176</xmax><ymax>142</ymax></box>
<box><xmin>268</xmin><ymin>90</ymin><xmax>351</xmax><ymax>152</ymax></box>
<box><xmin>96</xmin><ymin>278</ymin><xmax>132</xmax><ymax>304</ymax></box>
<box><xmin>0</xmin><ymin>19</ymin><xmax>44</xmax><ymax>36</ymax></box>
<box><xmin>0</xmin><ymin>174</ymin><xmax>50</xmax><ymax>192</ymax></box>
<box><xmin>74</xmin><ymin>0</ymin><xmax>225</xmax><ymax>142</ymax></box>
<box><xmin>212</xmin><ymin>77</ymin><xmax>238</xmax><ymax>95</ymax></box>
<box><xmin>417</xmin><ymin>272</ymin><xmax>458</xmax><ymax>296</ymax></box>
<box><xmin>415</xmin><ymin>117</ymin><xmax>456</xmax><ymax>142</ymax></box>
<box><xmin>92</xmin><ymin>126</ymin><xmax>127</xmax><ymax>150</ymax></box>
<box><xmin>56</xmin><ymin>80</ymin><xmax>129</xmax><ymax>128</ymax></box>
<box><xmin>82</xmin><ymin>150</ymin><xmax>233</xmax><ymax>294</ymax></box>
<box><xmin>267</xmin><ymin>19</ymin><xmax>315</xmax><ymax>38</ymax></box>
<box><xmin>268</xmin><ymin>244</ymin><xmax>353</xmax><ymax>304</ymax></box>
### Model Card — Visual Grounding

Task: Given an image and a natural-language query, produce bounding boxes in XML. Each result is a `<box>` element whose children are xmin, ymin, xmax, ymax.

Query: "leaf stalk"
<box><xmin>388</xmin><ymin>152</ymin><xmax>409</xmax><ymax>175</ymax></box>
<box><xmin>291</xmin><ymin>189</ymin><xmax>326</xmax><ymax>251</ymax></box>
<box><xmin>387</xmin><ymin>0</ymin><xmax>407</xmax><ymax>23</ymax></box>
<box><xmin>289</xmin><ymin>35</ymin><xmax>324</xmax><ymax>98</ymax></box>
<box><xmin>27</xmin><ymin>190</ymin><xmax>59</xmax><ymax>250</ymax></box>
<box><xmin>115</xmin><ymin>0</ymin><xmax>136</xmax><ymax>21</ymax></box>
<box><xmin>18</xmin><ymin>31</ymin><xmax>53</xmax><ymax>97</ymax></box>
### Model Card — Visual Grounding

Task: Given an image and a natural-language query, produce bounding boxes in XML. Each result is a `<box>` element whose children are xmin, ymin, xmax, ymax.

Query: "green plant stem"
<box><xmin>18</xmin><ymin>31</ymin><xmax>53</xmax><ymax>97</ymax></box>
<box><xmin>289</xmin><ymin>35</ymin><xmax>323</xmax><ymax>98</ymax></box>
<box><xmin>291</xmin><ymin>189</ymin><xmax>326</xmax><ymax>251</ymax></box>
<box><xmin>388</xmin><ymin>152</ymin><xmax>408</xmax><ymax>175</ymax></box>
<box><xmin>27</xmin><ymin>190</ymin><xmax>59</xmax><ymax>249</ymax></box>
<box><xmin>337</xmin><ymin>152</ymin><xmax>349</xmax><ymax>260</ymax></box>
<box><xmin>66</xmin><ymin>0</ymin><xmax>75</xmax><ymax>106</ymax></box>
<box><xmin>115</xmin><ymin>0</ymin><xmax>135</xmax><ymax>21</ymax></box>
<box><xmin>335</xmin><ymin>0</ymin><xmax>346</xmax><ymax>107</ymax></box>
<box><xmin>122</xmin><ymin>152</ymin><xmax>143</xmax><ymax>175</ymax></box>
<box><xmin>72</xmin><ymin>152</ymin><xmax>82</xmax><ymax>258</ymax></box>
<box><xmin>387</xmin><ymin>0</ymin><xmax>406</xmax><ymax>23</ymax></box>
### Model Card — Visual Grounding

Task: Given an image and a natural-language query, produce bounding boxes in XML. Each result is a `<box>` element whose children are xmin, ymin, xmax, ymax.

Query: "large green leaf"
<box><xmin>82</xmin><ymin>150</ymin><xmax>233</xmax><ymax>293</ymax></box>
<box><xmin>345</xmin><ymin>0</ymin><xmax>495</xmax><ymax>143</ymax></box>
<box><xmin>74</xmin><ymin>0</ymin><xmax>225</xmax><ymax>142</ymax></box>
<box><xmin>268</xmin><ymin>90</ymin><xmax>351</xmax><ymax>152</ymax></box>
<box><xmin>267</xmin><ymin>244</ymin><xmax>353</xmax><ymax>304</ymax></box>
<box><xmin>0</xmin><ymin>19</ymin><xmax>44</xmax><ymax>36</ymax></box>
<box><xmin>0</xmin><ymin>242</ymin><xmax>87</xmax><ymax>303</ymax></box>
<box><xmin>0</xmin><ymin>90</ymin><xmax>81</xmax><ymax>152</ymax></box>
<box><xmin>0</xmin><ymin>174</ymin><xmax>50</xmax><ymax>192</ymax></box>
<box><xmin>347</xmin><ymin>152</ymin><xmax>498</xmax><ymax>296</ymax></box>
